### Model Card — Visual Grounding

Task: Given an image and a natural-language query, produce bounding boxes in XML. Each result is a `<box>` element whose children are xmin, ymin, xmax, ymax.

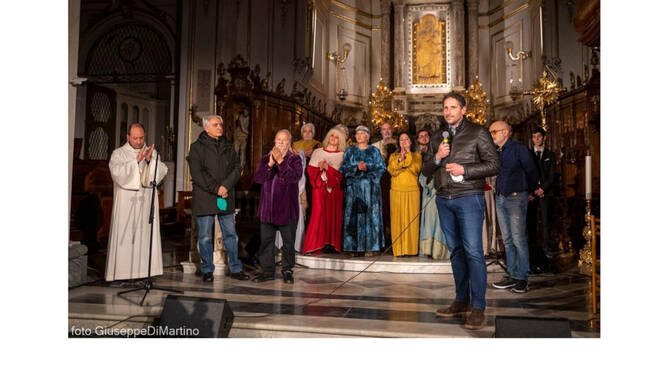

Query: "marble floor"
<box><xmin>68</xmin><ymin>263</ymin><xmax>600</xmax><ymax>338</ymax></box>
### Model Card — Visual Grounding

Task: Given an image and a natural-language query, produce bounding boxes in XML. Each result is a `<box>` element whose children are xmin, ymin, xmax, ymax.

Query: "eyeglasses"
<box><xmin>489</xmin><ymin>129</ymin><xmax>506</xmax><ymax>136</ymax></box>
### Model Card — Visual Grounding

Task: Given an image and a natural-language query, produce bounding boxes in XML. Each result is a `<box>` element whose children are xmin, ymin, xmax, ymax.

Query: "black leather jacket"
<box><xmin>421</xmin><ymin>119</ymin><xmax>500</xmax><ymax>199</ymax></box>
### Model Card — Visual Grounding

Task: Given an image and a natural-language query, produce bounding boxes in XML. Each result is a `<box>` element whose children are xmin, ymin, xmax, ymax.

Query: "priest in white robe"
<box><xmin>105</xmin><ymin>123</ymin><xmax>168</xmax><ymax>281</ymax></box>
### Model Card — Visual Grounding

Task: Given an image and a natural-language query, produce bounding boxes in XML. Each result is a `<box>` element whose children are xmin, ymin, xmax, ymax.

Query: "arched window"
<box><xmin>84</xmin><ymin>23</ymin><xmax>172</xmax><ymax>83</ymax></box>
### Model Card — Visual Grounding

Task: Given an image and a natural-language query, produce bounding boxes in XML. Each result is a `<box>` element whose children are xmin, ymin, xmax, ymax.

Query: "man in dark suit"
<box><xmin>527</xmin><ymin>127</ymin><xmax>556</xmax><ymax>273</ymax></box>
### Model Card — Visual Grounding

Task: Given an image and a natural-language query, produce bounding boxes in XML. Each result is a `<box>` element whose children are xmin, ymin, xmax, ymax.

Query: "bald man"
<box><xmin>489</xmin><ymin>121</ymin><xmax>541</xmax><ymax>294</ymax></box>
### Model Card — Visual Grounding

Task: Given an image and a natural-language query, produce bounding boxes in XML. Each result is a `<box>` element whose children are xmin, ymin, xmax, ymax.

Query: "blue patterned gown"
<box><xmin>340</xmin><ymin>145</ymin><xmax>386</xmax><ymax>252</ymax></box>
<box><xmin>418</xmin><ymin>173</ymin><xmax>450</xmax><ymax>260</ymax></box>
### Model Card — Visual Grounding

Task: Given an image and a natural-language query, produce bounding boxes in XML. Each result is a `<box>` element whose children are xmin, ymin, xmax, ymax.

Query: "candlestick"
<box><xmin>585</xmin><ymin>155</ymin><xmax>592</xmax><ymax>200</ymax></box>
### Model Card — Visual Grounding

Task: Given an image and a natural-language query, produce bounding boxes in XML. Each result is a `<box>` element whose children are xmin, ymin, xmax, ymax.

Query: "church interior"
<box><xmin>66</xmin><ymin>0</ymin><xmax>604</xmax><ymax>340</ymax></box>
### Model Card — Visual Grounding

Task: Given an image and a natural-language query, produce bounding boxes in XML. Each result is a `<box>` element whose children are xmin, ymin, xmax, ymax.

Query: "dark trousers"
<box><xmin>527</xmin><ymin>196</ymin><xmax>553</xmax><ymax>267</ymax></box>
<box><xmin>258</xmin><ymin>219</ymin><xmax>297</xmax><ymax>276</ymax></box>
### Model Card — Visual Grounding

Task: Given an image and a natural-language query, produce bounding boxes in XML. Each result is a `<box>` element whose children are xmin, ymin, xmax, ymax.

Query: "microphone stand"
<box><xmin>118</xmin><ymin>148</ymin><xmax>183</xmax><ymax>306</ymax></box>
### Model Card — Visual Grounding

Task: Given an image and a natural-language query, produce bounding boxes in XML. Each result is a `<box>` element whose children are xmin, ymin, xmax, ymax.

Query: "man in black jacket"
<box><xmin>527</xmin><ymin>127</ymin><xmax>557</xmax><ymax>273</ymax></box>
<box><xmin>187</xmin><ymin>115</ymin><xmax>249</xmax><ymax>282</ymax></box>
<box><xmin>422</xmin><ymin>92</ymin><xmax>500</xmax><ymax>330</ymax></box>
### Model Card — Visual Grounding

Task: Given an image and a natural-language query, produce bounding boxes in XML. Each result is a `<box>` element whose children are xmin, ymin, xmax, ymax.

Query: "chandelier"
<box><xmin>463</xmin><ymin>76</ymin><xmax>489</xmax><ymax>126</ymax></box>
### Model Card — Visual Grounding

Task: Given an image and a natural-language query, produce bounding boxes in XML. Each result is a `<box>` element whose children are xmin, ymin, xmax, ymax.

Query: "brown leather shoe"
<box><xmin>463</xmin><ymin>309</ymin><xmax>485</xmax><ymax>330</ymax></box>
<box><xmin>435</xmin><ymin>301</ymin><xmax>470</xmax><ymax>317</ymax></box>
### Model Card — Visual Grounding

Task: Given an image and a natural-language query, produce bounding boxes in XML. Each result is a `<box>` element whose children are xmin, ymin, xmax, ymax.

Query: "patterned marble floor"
<box><xmin>69</xmin><ymin>263</ymin><xmax>599</xmax><ymax>338</ymax></box>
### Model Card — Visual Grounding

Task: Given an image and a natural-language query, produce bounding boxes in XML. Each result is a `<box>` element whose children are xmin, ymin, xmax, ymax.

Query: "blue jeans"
<box><xmin>496</xmin><ymin>192</ymin><xmax>530</xmax><ymax>281</ymax></box>
<box><xmin>435</xmin><ymin>194</ymin><xmax>487</xmax><ymax>310</ymax></box>
<box><xmin>196</xmin><ymin>214</ymin><xmax>243</xmax><ymax>274</ymax></box>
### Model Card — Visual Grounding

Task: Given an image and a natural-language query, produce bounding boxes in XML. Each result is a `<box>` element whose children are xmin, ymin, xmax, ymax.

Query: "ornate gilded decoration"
<box><xmin>412</xmin><ymin>14</ymin><xmax>447</xmax><ymax>85</ymax></box>
<box><xmin>463</xmin><ymin>76</ymin><xmax>489</xmax><ymax>125</ymax></box>
<box><xmin>523</xmin><ymin>70</ymin><xmax>566</xmax><ymax>131</ymax></box>
<box><xmin>579</xmin><ymin>199</ymin><xmax>593</xmax><ymax>270</ymax></box>
<box><xmin>406</xmin><ymin>5</ymin><xmax>451</xmax><ymax>93</ymax></box>
<box><xmin>369</xmin><ymin>80</ymin><xmax>408</xmax><ymax>133</ymax></box>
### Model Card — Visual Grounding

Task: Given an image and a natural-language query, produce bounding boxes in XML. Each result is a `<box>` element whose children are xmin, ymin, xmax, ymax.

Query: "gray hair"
<box><xmin>202</xmin><ymin>115</ymin><xmax>223</xmax><ymax>127</ymax></box>
<box><xmin>355</xmin><ymin>125</ymin><xmax>370</xmax><ymax>138</ymax></box>
<box><xmin>274</xmin><ymin>129</ymin><xmax>296</xmax><ymax>154</ymax></box>
<box><xmin>275</xmin><ymin>129</ymin><xmax>293</xmax><ymax>143</ymax></box>
<box><xmin>490</xmin><ymin>120</ymin><xmax>512</xmax><ymax>132</ymax></box>
<box><xmin>300</xmin><ymin>122</ymin><xmax>316</xmax><ymax>136</ymax></box>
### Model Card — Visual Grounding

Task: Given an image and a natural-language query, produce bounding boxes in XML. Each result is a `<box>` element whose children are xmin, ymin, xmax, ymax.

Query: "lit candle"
<box><xmin>585</xmin><ymin>155</ymin><xmax>592</xmax><ymax>200</ymax></box>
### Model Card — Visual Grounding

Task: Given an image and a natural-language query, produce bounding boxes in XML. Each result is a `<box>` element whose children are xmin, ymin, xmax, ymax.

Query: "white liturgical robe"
<box><xmin>105</xmin><ymin>143</ymin><xmax>168</xmax><ymax>281</ymax></box>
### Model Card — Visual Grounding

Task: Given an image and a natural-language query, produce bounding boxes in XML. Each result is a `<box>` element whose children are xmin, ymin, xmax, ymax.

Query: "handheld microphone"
<box><xmin>442</xmin><ymin>131</ymin><xmax>450</xmax><ymax>144</ymax></box>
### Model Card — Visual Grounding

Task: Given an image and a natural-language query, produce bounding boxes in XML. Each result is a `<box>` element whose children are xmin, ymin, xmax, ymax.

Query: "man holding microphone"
<box><xmin>422</xmin><ymin>92</ymin><xmax>500</xmax><ymax>330</ymax></box>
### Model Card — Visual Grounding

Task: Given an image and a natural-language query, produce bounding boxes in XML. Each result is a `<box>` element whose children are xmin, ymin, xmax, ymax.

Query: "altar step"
<box><xmin>181</xmin><ymin>253</ymin><xmax>506</xmax><ymax>275</ymax></box>
<box><xmin>68</xmin><ymin>305</ymin><xmax>488</xmax><ymax>338</ymax></box>
<box><xmin>295</xmin><ymin>254</ymin><xmax>506</xmax><ymax>274</ymax></box>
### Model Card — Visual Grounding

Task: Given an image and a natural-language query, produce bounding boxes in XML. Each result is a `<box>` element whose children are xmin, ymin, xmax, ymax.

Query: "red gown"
<box><xmin>302</xmin><ymin>159</ymin><xmax>344</xmax><ymax>254</ymax></box>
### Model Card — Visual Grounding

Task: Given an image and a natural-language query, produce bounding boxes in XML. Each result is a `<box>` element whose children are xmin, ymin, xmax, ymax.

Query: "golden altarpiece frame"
<box><xmin>406</xmin><ymin>4</ymin><xmax>452</xmax><ymax>94</ymax></box>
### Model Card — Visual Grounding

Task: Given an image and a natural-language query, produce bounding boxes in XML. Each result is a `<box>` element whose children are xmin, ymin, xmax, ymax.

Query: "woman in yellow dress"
<box><xmin>387</xmin><ymin>132</ymin><xmax>422</xmax><ymax>256</ymax></box>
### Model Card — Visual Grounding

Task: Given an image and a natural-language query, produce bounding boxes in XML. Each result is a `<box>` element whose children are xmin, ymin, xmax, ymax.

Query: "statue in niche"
<box><xmin>234</xmin><ymin>108</ymin><xmax>250</xmax><ymax>170</ymax></box>
<box><xmin>413</xmin><ymin>14</ymin><xmax>446</xmax><ymax>85</ymax></box>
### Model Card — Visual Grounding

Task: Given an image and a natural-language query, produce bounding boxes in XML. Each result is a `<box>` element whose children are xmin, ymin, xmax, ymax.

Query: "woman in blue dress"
<box><xmin>340</xmin><ymin>125</ymin><xmax>386</xmax><ymax>256</ymax></box>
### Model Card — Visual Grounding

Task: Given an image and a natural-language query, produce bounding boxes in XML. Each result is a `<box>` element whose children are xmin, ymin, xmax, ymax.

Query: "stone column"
<box><xmin>452</xmin><ymin>0</ymin><xmax>465</xmax><ymax>90</ymax></box>
<box><xmin>69</xmin><ymin>0</ymin><xmax>80</xmax><ymax>234</ymax></box>
<box><xmin>381</xmin><ymin>0</ymin><xmax>391</xmax><ymax>88</ymax></box>
<box><xmin>393</xmin><ymin>1</ymin><xmax>406</xmax><ymax>90</ymax></box>
<box><xmin>467</xmin><ymin>0</ymin><xmax>479</xmax><ymax>84</ymax></box>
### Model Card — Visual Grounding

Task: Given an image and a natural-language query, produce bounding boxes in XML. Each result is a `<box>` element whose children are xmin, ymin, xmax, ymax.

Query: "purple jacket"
<box><xmin>254</xmin><ymin>150</ymin><xmax>303</xmax><ymax>225</ymax></box>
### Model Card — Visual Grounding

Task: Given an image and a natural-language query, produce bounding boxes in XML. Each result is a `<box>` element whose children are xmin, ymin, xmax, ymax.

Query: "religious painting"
<box><xmin>406</xmin><ymin>4</ymin><xmax>452</xmax><ymax>94</ymax></box>
<box><xmin>412</xmin><ymin>14</ymin><xmax>447</xmax><ymax>85</ymax></box>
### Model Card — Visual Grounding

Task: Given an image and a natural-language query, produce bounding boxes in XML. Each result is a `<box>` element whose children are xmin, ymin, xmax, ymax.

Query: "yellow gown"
<box><xmin>387</xmin><ymin>151</ymin><xmax>422</xmax><ymax>256</ymax></box>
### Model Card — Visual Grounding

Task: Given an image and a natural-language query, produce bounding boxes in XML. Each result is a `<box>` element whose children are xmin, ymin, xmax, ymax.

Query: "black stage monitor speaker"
<box><xmin>158</xmin><ymin>295</ymin><xmax>234</xmax><ymax>337</ymax></box>
<box><xmin>495</xmin><ymin>316</ymin><xmax>571</xmax><ymax>338</ymax></box>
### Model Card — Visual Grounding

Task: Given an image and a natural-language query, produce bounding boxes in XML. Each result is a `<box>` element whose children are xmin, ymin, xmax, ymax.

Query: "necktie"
<box><xmin>536</xmin><ymin>150</ymin><xmax>542</xmax><ymax>160</ymax></box>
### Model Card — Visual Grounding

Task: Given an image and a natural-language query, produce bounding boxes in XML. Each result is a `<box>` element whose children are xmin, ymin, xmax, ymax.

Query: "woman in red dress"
<box><xmin>301</xmin><ymin>127</ymin><xmax>347</xmax><ymax>254</ymax></box>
